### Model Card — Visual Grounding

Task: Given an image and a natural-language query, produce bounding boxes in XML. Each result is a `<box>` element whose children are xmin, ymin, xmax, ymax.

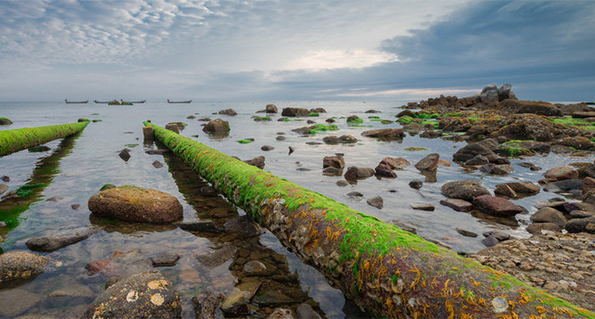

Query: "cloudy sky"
<box><xmin>0</xmin><ymin>0</ymin><xmax>593</xmax><ymax>102</ymax></box>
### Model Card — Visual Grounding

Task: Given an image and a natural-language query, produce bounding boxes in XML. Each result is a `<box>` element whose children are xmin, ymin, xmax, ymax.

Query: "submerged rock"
<box><xmin>0</xmin><ymin>251</ymin><xmax>50</xmax><ymax>289</ymax></box>
<box><xmin>193</xmin><ymin>291</ymin><xmax>223</xmax><ymax>319</ymax></box>
<box><xmin>26</xmin><ymin>227</ymin><xmax>100</xmax><ymax>252</ymax></box>
<box><xmin>88</xmin><ymin>186</ymin><xmax>183</xmax><ymax>224</ymax></box>
<box><xmin>81</xmin><ymin>270</ymin><xmax>181</xmax><ymax>319</ymax></box>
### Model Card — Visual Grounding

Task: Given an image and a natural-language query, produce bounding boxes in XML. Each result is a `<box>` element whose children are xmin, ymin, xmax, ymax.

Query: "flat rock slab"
<box><xmin>196</xmin><ymin>246</ymin><xmax>238</xmax><ymax>269</ymax></box>
<box><xmin>439</xmin><ymin>199</ymin><xmax>473</xmax><ymax>212</ymax></box>
<box><xmin>473</xmin><ymin>195</ymin><xmax>523</xmax><ymax>217</ymax></box>
<box><xmin>26</xmin><ymin>227</ymin><xmax>100</xmax><ymax>252</ymax></box>
<box><xmin>88</xmin><ymin>186</ymin><xmax>183</xmax><ymax>224</ymax></box>
<box><xmin>81</xmin><ymin>270</ymin><xmax>181</xmax><ymax>318</ymax></box>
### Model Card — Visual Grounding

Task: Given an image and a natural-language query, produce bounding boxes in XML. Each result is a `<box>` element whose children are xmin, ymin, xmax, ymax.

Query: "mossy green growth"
<box><xmin>396</xmin><ymin>116</ymin><xmax>414</xmax><ymax>125</ymax></box>
<box><xmin>368</xmin><ymin>116</ymin><xmax>380</xmax><ymax>119</ymax></box>
<box><xmin>309</xmin><ymin>124</ymin><xmax>339</xmax><ymax>135</ymax></box>
<box><xmin>347</xmin><ymin>118</ymin><xmax>364</xmax><ymax>124</ymax></box>
<box><xmin>420</xmin><ymin>120</ymin><xmax>439</xmax><ymax>129</ymax></box>
<box><xmin>414</xmin><ymin>112</ymin><xmax>439</xmax><ymax>119</ymax></box>
<box><xmin>100</xmin><ymin>184</ymin><xmax>117</xmax><ymax>191</ymax></box>
<box><xmin>381</xmin><ymin>120</ymin><xmax>393</xmax><ymax>125</ymax></box>
<box><xmin>254</xmin><ymin>116</ymin><xmax>271</xmax><ymax>121</ymax></box>
<box><xmin>0</xmin><ymin>117</ymin><xmax>12</xmax><ymax>123</ymax></box>
<box><xmin>15</xmin><ymin>183</ymin><xmax>47</xmax><ymax>197</ymax></box>
<box><xmin>444</xmin><ymin>112</ymin><xmax>461</xmax><ymax>117</ymax></box>
<box><xmin>0</xmin><ymin>120</ymin><xmax>89</xmax><ymax>157</ymax></box>
<box><xmin>92</xmin><ymin>119</ymin><xmax>102</xmax><ymax>123</ymax></box>
<box><xmin>308</xmin><ymin>112</ymin><xmax>319</xmax><ymax>117</ymax></box>
<box><xmin>236</xmin><ymin>139</ymin><xmax>254</xmax><ymax>144</ymax></box>
<box><xmin>404</xmin><ymin>147</ymin><xmax>427</xmax><ymax>151</ymax></box>
<box><xmin>548</xmin><ymin>116</ymin><xmax>595</xmax><ymax>129</ymax></box>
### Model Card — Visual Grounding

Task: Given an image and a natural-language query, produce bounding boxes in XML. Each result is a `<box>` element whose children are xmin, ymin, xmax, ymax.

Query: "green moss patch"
<box><xmin>309</xmin><ymin>124</ymin><xmax>339</xmax><ymax>135</ymax></box>
<box><xmin>236</xmin><ymin>139</ymin><xmax>254</xmax><ymax>144</ymax></box>
<box><xmin>396</xmin><ymin>116</ymin><xmax>414</xmax><ymax>125</ymax></box>
<box><xmin>308</xmin><ymin>112</ymin><xmax>319</xmax><ymax>117</ymax></box>
<box><xmin>254</xmin><ymin>116</ymin><xmax>271</xmax><ymax>121</ymax></box>
<box><xmin>347</xmin><ymin>118</ymin><xmax>364</xmax><ymax>124</ymax></box>
<box><xmin>404</xmin><ymin>147</ymin><xmax>428</xmax><ymax>151</ymax></box>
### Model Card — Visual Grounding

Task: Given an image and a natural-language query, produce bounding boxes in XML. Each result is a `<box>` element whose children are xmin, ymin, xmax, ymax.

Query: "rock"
<box><xmin>196</xmin><ymin>246</ymin><xmax>237</xmax><ymax>269</ymax></box>
<box><xmin>218</xmin><ymin>108</ymin><xmax>237</xmax><ymax>116</ymax></box>
<box><xmin>480</xmin><ymin>83</ymin><xmax>499</xmax><ymax>104</ymax></box>
<box><xmin>344</xmin><ymin>166</ymin><xmax>375</xmax><ymax>180</ymax></box>
<box><xmin>473</xmin><ymin>195</ymin><xmax>523</xmax><ymax>217</ymax></box>
<box><xmin>441</xmin><ymin>180</ymin><xmax>491</xmax><ymax>202</ymax></box>
<box><xmin>346</xmin><ymin>115</ymin><xmax>362</xmax><ymax>123</ymax></box>
<box><xmin>526</xmin><ymin>222</ymin><xmax>561</xmax><ymax>234</ymax></box>
<box><xmin>453</xmin><ymin>143</ymin><xmax>497</xmax><ymax>163</ymax></box>
<box><xmin>543</xmin><ymin>166</ymin><xmax>579</xmax><ymax>181</ymax></box>
<box><xmin>544</xmin><ymin>179</ymin><xmax>583</xmax><ymax>194</ymax></box>
<box><xmin>261</xmin><ymin>145</ymin><xmax>275</xmax><ymax>151</ymax></box>
<box><xmin>297</xmin><ymin>303</ymin><xmax>321</xmax><ymax>319</ymax></box>
<box><xmin>409</xmin><ymin>180</ymin><xmax>423</xmax><ymax>189</ymax></box>
<box><xmin>200</xmin><ymin>185</ymin><xmax>219</xmax><ymax>197</ymax></box>
<box><xmin>483</xmin><ymin>230</ymin><xmax>511</xmax><ymax>242</ymax></box>
<box><xmin>88</xmin><ymin>186</ymin><xmax>183</xmax><ymax>224</ymax></box>
<box><xmin>0</xmin><ymin>118</ymin><xmax>12</xmax><ymax>125</ymax></box>
<box><xmin>25</xmin><ymin>227</ymin><xmax>100</xmax><ymax>252</ymax></box>
<box><xmin>553</xmin><ymin>136</ymin><xmax>595</xmax><ymax>151</ymax></box>
<box><xmin>119</xmin><ymin>148</ymin><xmax>131</xmax><ymax>161</ymax></box>
<box><xmin>361</xmin><ymin>128</ymin><xmax>405</xmax><ymax>138</ymax></box>
<box><xmin>323</xmin><ymin>155</ymin><xmax>345</xmax><ymax>169</ymax></box>
<box><xmin>336</xmin><ymin>180</ymin><xmax>349</xmax><ymax>187</ymax></box>
<box><xmin>323</xmin><ymin>167</ymin><xmax>342</xmax><ymax>176</ymax></box>
<box><xmin>483</xmin><ymin>164</ymin><xmax>514</xmax><ymax>175</ymax></box>
<box><xmin>220</xmin><ymin>289</ymin><xmax>250</xmax><ymax>316</ymax></box>
<box><xmin>0</xmin><ymin>251</ymin><xmax>50</xmax><ymax>288</ymax></box>
<box><xmin>419</xmin><ymin>129</ymin><xmax>443</xmax><ymax>138</ymax></box>
<box><xmin>379</xmin><ymin>157</ymin><xmax>410</xmax><ymax>169</ymax></box>
<box><xmin>565</xmin><ymin>216</ymin><xmax>595</xmax><ymax>233</ymax></box>
<box><xmin>244</xmin><ymin>156</ymin><xmax>265</xmax><ymax>169</ymax></box>
<box><xmin>481</xmin><ymin>235</ymin><xmax>500</xmax><ymax>247</ymax></box>
<box><xmin>0</xmin><ymin>288</ymin><xmax>42</xmax><ymax>317</ymax></box>
<box><xmin>347</xmin><ymin>191</ymin><xmax>364</xmax><ymax>197</ymax></box>
<box><xmin>267</xmin><ymin>308</ymin><xmax>296</xmax><ymax>319</ymax></box>
<box><xmin>192</xmin><ymin>291</ymin><xmax>223</xmax><ymax>319</ymax></box>
<box><xmin>410</xmin><ymin>203</ymin><xmax>434</xmax><ymax>211</ymax></box>
<box><xmin>583</xmin><ymin>177</ymin><xmax>595</xmax><ymax>196</ymax></box>
<box><xmin>151</xmin><ymin>252</ymin><xmax>180</xmax><ymax>267</ymax></box>
<box><xmin>322</xmin><ymin>135</ymin><xmax>358</xmax><ymax>144</ymax></box>
<box><xmin>152</xmin><ymin>160</ymin><xmax>164</xmax><ymax>168</ymax></box>
<box><xmin>414</xmin><ymin>153</ymin><xmax>439</xmax><ymax>171</ymax></box>
<box><xmin>177</xmin><ymin>220</ymin><xmax>220</xmax><ymax>233</ymax></box>
<box><xmin>310</xmin><ymin>107</ymin><xmax>326</xmax><ymax>113</ymax></box>
<box><xmin>281</xmin><ymin>107</ymin><xmax>310</xmax><ymax>117</ymax></box>
<box><xmin>464</xmin><ymin>155</ymin><xmax>490</xmax><ymax>166</ymax></box>
<box><xmin>494</xmin><ymin>184</ymin><xmax>517</xmax><ymax>198</ymax></box>
<box><xmin>146</xmin><ymin>149</ymin><xmax>171</xmax><ymax>155</ymax></box>
<box><xmin>564</xmin><ymin>201</ymin><xmax>595</xmax><ymax>213</ymax></box>
<box><xmin>499</xmin><ymin>99</ymin><xmax>562</xmax><ymax>116</ymax></box>
<box><xmin>375</xmin><ymin>164</ymin><xmax>397</xmax><ymax>178</ymax></box>
<box><xmin>288</xmin><ymin>146</ymin><xmax>294</xmax><ymax>155</ymax></box>
<box><xmin>164</xmin><ymin>123</ymin><xmax>180</xmax><ymax>133</ymax></box>
<box><xmin>0</xmin><ymin>184</ymin><xmax>8</xmax><ymax>195</ymax></box>
<box><xmin>224</xmin><ymin>215</ymin><xmax>264</xmax><ymax>237</ymax></box>
<box><xmin>366</xmin><ymin>196</ymin><xmax>383</xmax><ymax>209</ymax></box>
<box><xmin>203</xmin><ymin>118</ymin><xmax>230</xmax><ymax>134</ymax></box>
<box><xmin>530</xmin><ymin>207</ymin><xmax>567</xmax><ymax>227</ymax></box>
<box><xmin>495</xmin><ymin>182</ymin><xmax>540</xmax><ymax>197</ymax></box>
<box><xmin>439</xmin><ymin>199</ymin><xmax>473</xmax><ymax>212</ymax></box>
<box><xmin>497</xmin><ymin>83</ymin><xmax>515</xmax><ymax>101</ymax></box>
<box><xmin>81</xmin><ymin>270</ymin><xmax>181</xmax><ymax>319</ymax></box>
<box><xmin>265</xmin><ymin>104</ymin><xmax>278</xmax><ymax>113</ymax></box>
<box><xmin>456</xmin><ymin>228</ymin><xmax>478</xmax><ymax>238</ymax></box>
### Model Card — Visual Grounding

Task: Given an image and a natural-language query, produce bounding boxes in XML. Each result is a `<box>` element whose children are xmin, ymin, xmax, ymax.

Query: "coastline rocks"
<box><xmin>193</xmin><ymin>291</ymin><xmax>223</xmax><ymax>319</ymax></box>
<box><xmin>323</xmin><ymin>155</ymin><xmax>345</xmax><ymax>170</ymax></box>
<box><xmin>552</xmin><ymin>136</ymin><xmax>595</xmax><ymax>151</ymax></box>
<box><xmin>218</xmin><ymin>108</ymin><xmax>238</xmax><ymax>116</ymax></box>
<box><xmin>439</xmin><ymin>198</ymin><xmax>473</xmax><ymax>212</ymax></box>
<box><xmin>414</xmin><ymin>153</ymin><xmax>439</xmax><ymax>171</ymax></box>
<box><xmin>494</xmin><ymin>182</ymin><xmax>540</xmax><ymax>198</ymax></box>
<box><xmin>480</xmin><ymin>83</ymin><xmax>499</xmax><ymax>104</ymax></box>
<box><xmin>265</xmin><ymin>104</ymin><xmax>278</xmax><ymax>113</ymax></box>
<box><xmin>379</xmin><ymin>157</ymin><xmax>410</xmax><ymax>170</ymax></box>
<box><xmin>499</xmin><ymin>99</ymin><xmax>562</xmax><ymax>117</ymax></box>
<box><xmin>344</xmin><ymin>166</ymin><xmax>375</xmax><ymax>181</ymax></box>
<box><xmin>203</xmin><ymin>118</ymin><xmax>230</xmax><ymax>134</ymax></box>
<box><xmin>322</xmin><ymin>135</ymin><xmax>358</xmax><ymax>144</ymax></box>
<box><xmin>361</xmin><ymin>128</ymin><xmax>405</xmax><ymax>138</ymax></box>
<box><xmin>473</xmin><ymin>195</ymin><xmax>523</xmax><ymax>217</ymax></box>
<box><xmin>26</xmin><ymin>227</ymin><xmax>100</xmax><ymax>252</ymax></box>
<box><xmin>0</xmin><ymin>251</ymin><xmax>50</xmax><ymax>288</ymax></box>
<box><xmin>281</xmin><ymin>107</ymin><xmax>310</xmax><ymax>117</ymax></box>
<box><xmin>81</xmin><ymin>270</ymin><xmax>181</xmax><ymax>319</ymax></box>
<box><xmin>441</xmin><ymin>180</ymin><xmax>491</xmax><ymax>202</ymax></box>
<box><xmin>453</xmin><ymin>143</ymin><xmax>497</xmax><ymax>163</ymax></box>
<box><xmin>88</xmin><ymin>186</ymin><xmax>183</xmax><ymax>224</ymax></box>
<box><xmin>543</xmin><ymin>166</ymin><xmax>579</xmax><ymax>182</ymax></box>
<box><xmin>530</xmin><ymin>207</ymin><xmax>567</xmax><ymax>228</ymax></box>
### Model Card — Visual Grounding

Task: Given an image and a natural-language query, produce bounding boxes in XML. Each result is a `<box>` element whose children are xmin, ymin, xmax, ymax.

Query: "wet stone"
<box><xmin>0</xmin><ymin>251</ymin><xmax>50</xmax><ymax>289</ymax></box>
<box><xmin>456</xmin><ymin>228</ymin><xmax>478</xmax><ymax>238</ymax></box>
<box><xmin>366</xmin><ymin>196</ymin><xmax>383</xmax><ymax>209</ymax></box>
<box><xmin>196</xmin><ymin>246</ymin><xmax>238</xmax><ymax>269</ymax></box>
<box><xmin>409</xmin><ymin>180</ymin><xmax>423</xmax><ymax>189</ymax></box>
<box><xmin>152</xmin><ymin>160</ymin><xmax>164</xmax><ymax>168</ymax></box>
<box><xmin>192</xmin><ymin>291</ymin><xmax>222</xmax><ymax>319</ymax></box>
<box><xmin>336</xmin><ymin>180</ymin><xmax>349</xmax><ymax>187</ymax></box>
<box><xmin>410</xmin><ymin>203</ymin><xmax>434</xmax><ymax>211</ymax></box>
<box><xmin>296</xmin><ymin>303</ymin><xmax>321</xmax><ymax>319</ymax></box>
<box><xmin>151</xmin><ymin>252</ymin><xmax>180</xmax><ymax>267</ymax></box>
<box><xmin>267</xmin><ymin>308</ymin><xmax>296</xmax><ymax>319</ymax></box>
<box><xmin>177</xmin><ymin>219</ymin><xmax>220</xmax><ymax>234</ymax></box>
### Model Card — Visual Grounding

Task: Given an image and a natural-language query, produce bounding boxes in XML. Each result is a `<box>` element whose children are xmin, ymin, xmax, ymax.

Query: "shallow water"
<box><xmin>0</xmin><ymin>100</ymin><xmax>590</xmax><ymax>318</ymax></box>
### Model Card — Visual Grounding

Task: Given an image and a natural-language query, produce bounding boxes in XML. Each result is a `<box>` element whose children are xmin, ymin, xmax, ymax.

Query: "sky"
<box><xmin>0</xmin><ymin>0</ymin><xmax>593</xmax><ymax>102</ymax></box>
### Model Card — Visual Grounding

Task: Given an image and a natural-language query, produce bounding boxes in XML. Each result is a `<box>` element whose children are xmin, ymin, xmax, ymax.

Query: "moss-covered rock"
<box><xmin>0</xmin><ymin>251</ymin><xmax>49</xmax><ymax>289</ymax></box>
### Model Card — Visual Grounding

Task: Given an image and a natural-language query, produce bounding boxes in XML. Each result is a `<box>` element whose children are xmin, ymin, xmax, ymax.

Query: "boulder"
<box><xmin>323</xmin><ymin>155</ymin><xmax>345</xmax><ymax>169</ymax></box>
<box><xmin>218</xmin><ymin>108</ymin><xmax>237</xmax><ymax>116</ymax></box>
<box><xmin>0</xmin><ymin>118</ymin><xmax>12</xmax><ymax>125</ymax></box>
<box><xmin>119</xmin><ymin>148</ymin><xmax>131</xmax><ymax>161</ymax></box>
<box><xmin>497</xmin><ymin>83</ymin><xmax>515</xmax><ymax>101</ymax></box>
<box><xmin>81</xmin><ymin>270</ymin><xmax>181</xmax><ymax>319</ymax></box>
<box><xmin>480</xmin><ymin>83</ymin><xmax>499</xmax><ymax>104</ymax></box>
<box><xmin>565</xmin><ymin>216</ymin><xmax>595</xmax><ymax>233</ymax></box>
<box><xmin>441</xmin><ymin>180</ymin><xmax>491</xmax><ymax>202</ymax></box>
<box><xmin>346</xmin><ymin>115</ymin><xmax>362</xmax><ymax>123</ymax></box>
<box><xmin>452</xmin><ymin>143</ymin><xmax>497</xmax><ymax>163</ymax></box>
<box><xmin>409</xmin><ymin>180</ymin><xmax>423</xmax><ymax>189</ymax></box>
<box><xmin>495</xmin><ymin>182</ymin><xmax>540</xmax><ymax>196</ymax></box>
<box><xmin>526</xmin><ymin>222</ymin><xmax>561</xmax><ymax>234</ymax></box>
<box><xmin>375</xmin><ymin>164</ymin><xmax>397</xmax><ymax>178</ymax></box>
<box><xmin>530</xmin><ymin>207</ymin><xmax>567</xmax><ymax>227</ymax></box>
<box><xmin>265</xmin><ymin>104</ymin><xmax>278</xmax><ymax>113</ymax></box>
<box><xmin>344</xmin><ymin>166</ymin><xmax>375</xmax><ymax>180</ymax></box>
<box><xmin>366</xmin><ymin>196</ymin><xmax>383</xmax><ymax>209</ymax></box>
<box><xmin>243</xmin><ymin>156</ymin><xmax>265</xmax><ymax>169</ymax></box>
<box><xmin>0</xmin><ymin>251</ymin><xmax>50</xmax><ymax>288</ymax></box>
<box><xmin>414</xmin><ymin>153</ymin><xmax>439</xmax><ymax>171</ymax></box>
<box><xmin>543</xmin><ymin>166</ymin><xmax>579</xmax><ymax>182</ymax></box>
<box><xmin>553</xmin><ymin>136</ymin><xmax>595</xmax><ymax>151</ymax></box>
<box><xmin>281</xmin><ymin>107</ymin><xmax>310</xmax><ymax>117</ymax></box>
<box><xmin>379</xmin><ymin>157</ymin><xmax>410</xmax><ymax>169</ymax></box>
<box><xmin>439</xmin><ymin>198</ymin><xmax>473</xmax><ymax>212</ymax></box>
<box><xmin>88</xmin><ymin>186</ymin><xmax>183</xmax><ymax>224</ymax></box>
<box><xmin>361</xmin><ymin>128</ymin><xmax>405</xmax><ymax>138</ymax></box>
<box><xmin>202</xmin><ymin>118</ymin><xmax>230</xmax><ymax>134</ymax></box>
<box><xmin>499</xmin><ymin>99</ymin><xmax>562</xmax><ymax>116</ymax></box>
<box><xmin>583</xmin><ymin>177</ymin><xmax>595</xmax><ymax>196</ymax></box>
<box><xmin>473</xmin><ymin>195</ymin><xmax>523</xmax><ymax>217</ymax></box>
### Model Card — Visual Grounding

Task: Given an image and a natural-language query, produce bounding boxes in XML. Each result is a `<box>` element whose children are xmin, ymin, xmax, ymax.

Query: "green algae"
<box><xmin>236</xmin><ymin>139</ymin><xmax>254</xmax><ymax>144</ymax></box>
<box><xmin>347</xmin><ymin>118</ymin><xmax>364</xmax><ymax>124</ymax></box>
<box><xmin>404</xmin><ymin>147</ymin><xmax>427</xmax><ymax>151</ymax></box>
<box><xmin>0</xmin><ymin>117</ymin><xmax>13</xmax><ymax>123</ymax></box>
<box><xmin>309</xmin><ymin>124</ymin><xmax>339</xmax><ymax>135</ymax></box>
<box><xmin>414</xmin><ymin>112</ymin><xmax>439</xmax><ymax>119</ymax></box>
<box><xmin>396</xmin><ymin>116</ymin><xmax>413</xmax><ymax>125</ymax></box>
<box><xmin>368</xmin><ymin>116</ymin><xmax>380</xmax><ymax>119</ymax></box>
<box><xmin>15</xmin><ymin>183</ymin><xmax>47</xmax><ymax>197</ymax></box>
<box><xmin>308</xmin><ymin>112</ymin><xmax>319</xmax><ymax>117</ymax></box>
<box><xmin>254</xmin><ymin>116</ymin><xmax>271</xmax><ymax>121</ymax></box>
<box><xmin>0</xmin><ymin>120</ymin><xmax>89</xmax><ymax>157</ymax></box>
<box><xmin>420</xmin><ymin>120</ymin><xmax>439</xmax><ymax>129</ymax></box>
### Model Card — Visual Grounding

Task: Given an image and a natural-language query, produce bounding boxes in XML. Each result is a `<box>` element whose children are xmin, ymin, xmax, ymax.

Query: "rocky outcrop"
<box><xmin>88</xmin><ymin>186</ymin><xmax>183</xmax><ymax>224</ymax></box>
<box><xmin>499</xmin><ymin>99</ymin><xmax>562</xmax><ymax>116</ymax></box>
<box><xmin>82</xmin><ymin>270</ymin><xmax>181</xmax><ymax>318</ymax></box>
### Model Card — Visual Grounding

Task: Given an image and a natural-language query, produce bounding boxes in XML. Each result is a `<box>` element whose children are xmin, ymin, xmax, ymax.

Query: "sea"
<box><xmin>0</xmin><ymin>100</ymin><xmax>589</xmax><ymax>318</ymax></box>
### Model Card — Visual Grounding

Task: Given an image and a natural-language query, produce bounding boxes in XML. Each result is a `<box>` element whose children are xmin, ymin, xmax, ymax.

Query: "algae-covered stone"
<box><xmin>88</xmin><ymin>186</ymin><xmax>183</xmax><ymax>224</ymax></box>
<box><xmin>81</xmin><ymin>270</ymin><xmax>181</xmax><ymax>319</ymax></box>
<box><xmin>0</xmin><ymin>251</ymin><xmax>49</xmax><ymax>288</ymax></box>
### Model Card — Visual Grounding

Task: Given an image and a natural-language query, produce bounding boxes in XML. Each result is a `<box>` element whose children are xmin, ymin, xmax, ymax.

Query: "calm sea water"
<box><xmin>0</xmin><ymin>100</ymin><xmax>589</xmax><ymax>318</ymax></box>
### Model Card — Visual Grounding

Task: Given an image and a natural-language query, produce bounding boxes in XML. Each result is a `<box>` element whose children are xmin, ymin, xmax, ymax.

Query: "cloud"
<box><xmin>283</xmin><ymin>49</ymin><xmax>398</xmax><ymax>71</ymax></box>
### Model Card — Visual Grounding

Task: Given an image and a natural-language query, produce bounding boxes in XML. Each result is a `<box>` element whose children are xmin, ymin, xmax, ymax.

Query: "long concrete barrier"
<box><xmin>0</xmin><ymin>120</ymin><xmax>89</xmax><ymax>157</ymax></box>
<box><xmin>145</xmin><ymin>122</ymin><xmax>593</xmax><ymax>318</ymax></box>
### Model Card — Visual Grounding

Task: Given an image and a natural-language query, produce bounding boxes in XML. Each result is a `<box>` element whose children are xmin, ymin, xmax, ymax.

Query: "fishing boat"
<box><xmin>130</xmin><ymin>100</ymin><xmax>146</xmax><ymax>104</ymax></box>
<box><xmin>108</xmin><ymin>99</ymin><xmax>133</xmax><ymax>105</ymax></box>
<box><xmin>65</xmin><ymin>99</ymin><xmax>89</xmax><ymax>104</ymax></box>
<box><xmin>94</xmin><ymin>100</ymin><xmax>111</xmax><ymax>104</ymax></box>
<box><xmin>167</xmin><ymin>99</ymin><xmax>192</xmax><ymax>104</ymax></box>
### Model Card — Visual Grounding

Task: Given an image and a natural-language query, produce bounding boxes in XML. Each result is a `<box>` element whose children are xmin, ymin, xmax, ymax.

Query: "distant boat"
<box><xmin>65</xmin><ymin>99</ymin><xmax>89</xmax><ymax>104</ymax></box>
<box><xmin>167</xmin><ymin>99</ymin><xmax>192</xmax><ymax>104</ymax></box>
<box><xmin>130</xmin><ymin>100</ymin><xmax>146</xmax><ymax>104</ymax></box>
<box><xmin>107</xmin><ymin>99</ymin><xmax>133</xmax><ymax>105</ymax></box>
<box><xmin>586</xmin><ymin>101</ymin><xmax>595</xmax><ymax>105</ymax></box>
<box><xmin>94</xmin><ymin>100</ymin><xmax>111</xmax><ymax>104</ymax></box>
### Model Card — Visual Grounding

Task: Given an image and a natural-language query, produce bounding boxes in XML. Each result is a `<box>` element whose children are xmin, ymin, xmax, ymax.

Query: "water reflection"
<box><xmin>0</xmin><ymin>132</ymin><xmax>82</xmax><ymax>244</ymax></box>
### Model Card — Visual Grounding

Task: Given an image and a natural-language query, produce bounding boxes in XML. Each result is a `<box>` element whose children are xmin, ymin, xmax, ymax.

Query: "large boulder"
<box><xmin>480</xmin><ymin>83</ymin><xmax>499</xmax><ymax>104</ymax></box>
<box><xmin>543</xmin><ymin>166</ymin><xmax>579</xmax><ymax>182</ymax></box>
<box><xmin>26</xmin><ymin>227</ymin><xmax>100</xmax><ymax>252</ymax></box>
<box><xmin>441</xmin><ymin>180</ymin><xmax>491</xmax><ymax>202</ymax></box>
<box><xmin>88</xmin><ymin>186</ymin><xmax>183</xmax><ymax>224</ymax></box>
<box><xmin>202</xmin><ymin>118</ymin><xmax>230</xmax><ymax>134</ymax></box>
<box><xmin>552</xmin><ymin>136</ymin><xmax>595</xmax><ymax>151</ymax></box>
<box><xmin>281</xmin><ymin>107</ymin><xmax>310</xmax><ymax>117</ymax></box>
<box><xmin>530</xmin><ymin>207</ymin><xmax>567</xmax><ymax>228</ymax></box>
<box><xmin>323</xmin><ymin>155</ymin><xmax>345</xmax><ymax>169</ymax></box>
<box><xmin>0</xmin><ymin>251</ymin><xmax>50</xmax><ymax>288</ymax></box>
<box><xmin>82</xmin><ymin>270</ymin><xmax>181</xmax><ymax>319</ymax></box>
<box><xmin>344</xmin><ymin>166</ymin><xmax>375</xmax><ymax>181</ymax></box>
<box><xmin>473</xmin><ymin>195</ymin><xmax>524</xmax><ymax>217</ymax></box>
<box><xmin>497</xmin><ymin>83</ymin><xmax>516</xmax><ymax>101</ymax></box>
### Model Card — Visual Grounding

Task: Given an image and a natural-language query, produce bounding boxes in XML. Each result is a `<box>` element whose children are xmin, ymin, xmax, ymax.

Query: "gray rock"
<box><xmin>530</xmin><ymin>207</ymin><xmax>567</xmax><ymax>227</ymax></box>
<box><xmin>375</xmin><ymin>164</ymin><xmax>397</xmax><ymax>178</ymax></box>
<box><xmin>480</xmin><ymin>83</ymin><xmax>499</xmax><ymax>104</ymax></box>
<box><xmin>464</xmin><ymin>155</ymin><xmax>489</xmax><ymax>166</ymax></box>
<box><xmin>151</xmin><ymin>252</ymin><xmax>180</xmax><ymax>267</ymax></box>
<box><xmin>361</xmin><ymin>128</ymin><xmax>405</xmax><ymax>138</ymax></box>
<box><xmin>497</xmin><ymin>83</ymin><xmax>514</xmax><ymax>101</ymax></box>
<box><xmin>196</xmin><ymin>246</ymin><xmax>237</xmax><ymax>269</ymax></box>
<box><xmin>439</xmin><ymin>199</ymin><xmax>473</xmax><ymax>212</ymax></box>
<box><xmin>244</xmin><ymin>156</ymin><xmax>265</xmax><ymax>169</ymax></box>
<box><xmin>118</xmin><ymin>148</ymin><xmax>131</xmax><ymax>161</ymax></box>
<box><xmin>453</xmin><ymin>143</ymin><xmax>497</xmax><ymax>163</ymax></box>
<box><xmin>473</xmin><ymin>195</ymin><xmax>523</xmax><ymax>217</ymax></box>
<box><xmin>441</xmin><ymin>180</ymin><xmax>491</xmax><ymax>202</ymax></box>
<box><xmin>323</xmin><ymin>167</ymin><xmax>342</xmax><ymax>176</ymax></box>
<box><xmin>218</xmin><ymin>108</ymin><xmax>237</xmax><ymax>116</ymax></box>
<box><xmin>26</xmin><ymin>227</ymin><xmax>100</xmax><ymax>252</ymax></box>
<box><xmin>366</xmin><ymin>196</ymin><xmax>383</xmax><ymax>209</ymax></box>
<box><xmin>297</xmin><ymin>303</ymin><xmax>321</xmax><ymax>319</ymax></box>
<box><xmin>347</xmin><ymin>191</ymin><xmax>364</xmax><ymax>197</ymax></box>
<box><xmin>409</xmin><ymin>180</ymin><xmax>423</xmax><ymax>189</ymax></box>
<box><xmin>336</xmin><ymin>180</ymin><xmax>349</xmax><ymax>187</ymax></box>
<box><xmin>456</xmin><ymin>228</ymin><xmax>478</xmax><ymax>238</ymax></box>
<box><xmin>344</xmin><ymin>166</ymin><xmax>375</xmax><ymax>180</ymax></box>
<box><xmin>414</xmin><ymin>153</ymin><xmax>439</xmax><ymax>171</ymax></box>
<box><xmin>410</xmin><ymin>203</ymin><xmax>434</xmax><ymax>211</ymax></box>
<box><xmin>565</xmin><ymin>216</ymin><xmax>595</xmax><ymax>233</ymax></box>
<box><xmin>526</xmin><ymin>222</ymin><xmax>561</xmax><ymax>234</ymax></box>
<box><xmin>265</xmin><ymin>104</ymin><xmax>278</xmax><ymax>113</ymax></box>
<box><xmin>323</xmin><ymin>155</ymin><xmax>344</xmax><ymax>169</ymax></box>
<box><xmin>0</xmin><ymin>184</ymin><xmax>8</xmax><ymax>195</ymax></box>
<box><xmin>177</xmin><ymin>220</ymin><xmax>220</xmax><ymax>233</ymax></box>
<box><xmin>203</xmin><ymin>118</ymin><xmax>230</xmax><ymax>134</ymax></box>
<box><xmin>224</xmin><ymin>215</ymin><xmax>264</xmax><ymax>237</ymax></box>
<box><xmin>81</xmin><ymin>270</ymin><xmax>181</xmax><ymax>319</ymax></box>
<box><xmin>281</xmin><ymin>107</ymin><xmax>310</xmax><ymax>117</ymax></box>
